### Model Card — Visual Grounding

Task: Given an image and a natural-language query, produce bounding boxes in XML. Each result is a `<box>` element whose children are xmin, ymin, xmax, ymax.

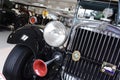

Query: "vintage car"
<box><xmin>2</xmin><ymin>0</ymin><xmax>120</xmax><ymax>80</ymax></box>
<box><xmin>0</xmin><ymin>0</ymin><xmax>29</xmax><ymax>30</ymax></box>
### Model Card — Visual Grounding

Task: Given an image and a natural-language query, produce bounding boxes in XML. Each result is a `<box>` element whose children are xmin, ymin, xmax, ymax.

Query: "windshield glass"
<box><xmin>84</xmin><ymin>0</ymin><xmax>118</xmax><ymax>2</ymax></box>
<box><xmin>75</xmin><ymin>0</ymin><xmax>119</xmax><ymax>25</ymax></box>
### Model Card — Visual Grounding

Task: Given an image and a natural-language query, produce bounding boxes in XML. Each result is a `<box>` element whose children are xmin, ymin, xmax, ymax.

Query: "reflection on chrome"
<box><xmin>61</xmin><ymin>67</ymin><xmax>81</xmax><ymax>80</ymax></box>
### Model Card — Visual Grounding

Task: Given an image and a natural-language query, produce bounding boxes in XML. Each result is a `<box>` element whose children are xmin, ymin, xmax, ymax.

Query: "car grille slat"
<box><xmin>68</xmin><ymin>57</ymin><xmax>74</xmax><ymax>73</ymax></box>
<box><xmin>65</xmin><ymin>55</ymin><xmax>71</xmax><ymax>74</ymax></box>
<box><xmin>79</xmin><ymin>31</ymin><xmax>93</xmax><ymax>79</ymax></box>
<box><xmin>80</xmin><ymin>30</ymin><xmax>89</xmax><ymax>54</ymax></box>
<box><xmin>97</xmin><ymin>34</ymin><xmax>107</xmax><ymax>62</ymax></box>
<box><xmin>111</xmin><ymin>39</ymin><xmax>120</xmax><ymax>65</ymax></box>
<box><xmin>71</xmin><ymin>28</ymin><xmax>80</xmax><ymax>51</ymax></box>
<box><xmin>86</xmin><ymin>34</ymin><xmax>99</xmax><ymax>79</ymax></box>
<box><xmin>106</xmin><ymin>37</ymin><xmax>116</xmax><ymax>62</ymax></box>
<box><xmin>101</xmin><ymin>35</ymin><xmax>113</xmax><ymax>80</ymax></box>
<box><xmin>115</xmin><ymin>49</ymin><xmax>120</xmax><ymax>66</ymax></box>
<box><xmin>77</xmin><ymin>29</ymin><xmax>87</xmax><ymax>51</ymax></box>
<box><xmin>83</xmin><ymin>30</ymin><xmax>93</xmax><ymax>57</ymax></box>
<box><xmin>78</xmin><ymin>31</ymin><xmax>95</xmax><ymax>78</ymax></box>
<box><xmin>103</xmin><ymin>36</ymin><xmax>111</xmax><ymax>61</ymax></box>
<box><xmin>64</xmin><ymin>55</ymin><xmax>70</xmax><ymax>79</ymax></box>
<box><xmin>90</xmin><ymin>32</ymin><xmax>100</xmax><ymax>60</ymax></box>
<box><xmin>64</xmin><ymin>27</ymin><xmax>120</xmax><ymax>80</ymax></box>
<box><xmin>82</xmin><ymin>32</ymin><xmax>98</xmax><ymax>79</ymax></box>
<box><xmin>91</xmin><ymin>34</ymin><xmax>103</xmax><ymax>80</ymax></box>
<box><xmin>93</xmin><ymin>34</ymin><xmax>107</xmax><ymax>80</ymax></box>
<box><xmin>96</xmin><ymin>37</ymin><xmax>108</xmax><ymax>80</ymax></box>
<box><xmin>79</xmin><ymin>30</ymin><xmax>92</xmax><ymax>78</ymax></box>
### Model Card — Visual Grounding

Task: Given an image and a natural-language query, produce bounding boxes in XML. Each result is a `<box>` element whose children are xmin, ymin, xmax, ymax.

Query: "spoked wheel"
<box><xmin>3</xmin><ymin>45</ymin><xmax>38</xmax><ymax>80</ymax></box>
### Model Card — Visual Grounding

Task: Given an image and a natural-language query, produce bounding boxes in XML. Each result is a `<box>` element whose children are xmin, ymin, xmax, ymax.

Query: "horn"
<box><xmin>33</xmin><ymin>52</ymin><xmax>62</xmax><ymax>77</ymax></box>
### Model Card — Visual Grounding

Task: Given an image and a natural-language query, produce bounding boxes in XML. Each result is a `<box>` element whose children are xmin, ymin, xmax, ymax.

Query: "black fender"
<box><xmin>7</xmin><ymin>25</ymin><xmax>45</xmax><ymax>56</ymax></box>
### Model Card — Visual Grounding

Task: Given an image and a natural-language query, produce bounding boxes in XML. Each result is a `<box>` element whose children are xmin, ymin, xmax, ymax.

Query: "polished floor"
<box><xmin>0</xmin><ymin>30</ymin><xmax>15</xmax><ymax>73</ymax></box>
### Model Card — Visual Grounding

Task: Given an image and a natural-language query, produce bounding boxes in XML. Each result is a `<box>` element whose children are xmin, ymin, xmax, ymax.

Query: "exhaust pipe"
<box><xmin>33</xmin><ymin>52</ymin><xmax>62</xmax><ymax>77</ymax></box>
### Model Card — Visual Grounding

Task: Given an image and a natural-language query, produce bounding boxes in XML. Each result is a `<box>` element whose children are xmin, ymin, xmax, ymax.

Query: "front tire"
<box><xmin>3</xmin><ymin>45</ymin><xmax>34</xmax><ymax>80</ymax></box>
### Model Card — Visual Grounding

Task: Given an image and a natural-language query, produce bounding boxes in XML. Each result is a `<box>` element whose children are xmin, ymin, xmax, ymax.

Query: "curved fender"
<box><xmin>7</xmin><ymin>25</ymin><xmax>45</xmax><ymax>55</ymax></box>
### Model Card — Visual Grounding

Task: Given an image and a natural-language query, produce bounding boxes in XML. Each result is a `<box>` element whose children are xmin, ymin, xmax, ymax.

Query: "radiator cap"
<box><xmin>72</xmin><ymin>51</ymin><xmax>81</xmax><ymax>61</ymax></box>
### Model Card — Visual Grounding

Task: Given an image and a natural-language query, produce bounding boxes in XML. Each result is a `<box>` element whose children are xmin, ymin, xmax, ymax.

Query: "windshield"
<box><xmin>75</xmin><ymin>0</ymin><xmax>119</xmax><ymax>25</ymax></box>
<box><xmin>85</xmin><ymin>0</ymin><xmax>118</xmax><ymax>2</ymax></box>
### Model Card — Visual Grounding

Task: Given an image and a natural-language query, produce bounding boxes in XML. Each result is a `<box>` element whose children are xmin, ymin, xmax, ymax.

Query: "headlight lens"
<box><xmin>44</xmin><ymin>21</ymin><xmax>66</xmax><ymax>47</ymax></box>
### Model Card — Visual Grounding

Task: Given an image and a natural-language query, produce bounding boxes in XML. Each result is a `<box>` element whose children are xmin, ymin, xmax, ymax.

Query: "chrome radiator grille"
<box><xmin>63</xmin><ymin>27</ymin><xmax>120</xmax><ymax>80</ymax></box>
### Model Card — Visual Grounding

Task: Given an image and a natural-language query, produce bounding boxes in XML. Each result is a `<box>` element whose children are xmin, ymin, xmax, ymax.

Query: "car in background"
<box><xmin>0</xmin><ymin>0</ymin><xmax>29</xmax><ymax>30</ymax></box>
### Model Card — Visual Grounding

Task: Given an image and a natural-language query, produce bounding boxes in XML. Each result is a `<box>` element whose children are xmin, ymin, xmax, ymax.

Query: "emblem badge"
<box><xmin>72</xmin><ymin>51</ymin><xmax>81</xmax><ymax>61</ymax></box>
<box><xmin>101</xmin><ymin>62</ymin><xmax>117</xmax><ymax>76</ymax></box>
<box><xmin>21</xmin><ymin>35</ymin><xmax>28</xmax><ymax>41</ymax></box>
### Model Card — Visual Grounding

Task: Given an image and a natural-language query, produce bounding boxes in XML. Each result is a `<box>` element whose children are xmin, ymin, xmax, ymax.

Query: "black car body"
<box><xmin>3</xmin><ymin>0</ymin><xmax>120</xmax><ymax>80</ymax></box>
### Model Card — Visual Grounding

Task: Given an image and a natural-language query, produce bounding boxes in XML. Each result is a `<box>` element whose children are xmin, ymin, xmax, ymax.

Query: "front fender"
<box><xmin>7</xmin><ymin>25</ymin><xmax>45</xmax><ymax>54</ymax></box>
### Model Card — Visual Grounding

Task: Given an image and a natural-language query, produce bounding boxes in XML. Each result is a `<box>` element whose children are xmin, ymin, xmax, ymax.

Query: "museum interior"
<box><xmin>0</xmin><ymin>0</ymin><xmax>120</xmax><ymax>80</ymax></box>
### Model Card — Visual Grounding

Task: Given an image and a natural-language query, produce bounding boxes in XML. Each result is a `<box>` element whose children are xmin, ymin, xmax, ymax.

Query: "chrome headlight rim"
<box><xmin>43</xmin><ymin>21</ymin><xmax>67</xmax><ymax>47</ymax></box>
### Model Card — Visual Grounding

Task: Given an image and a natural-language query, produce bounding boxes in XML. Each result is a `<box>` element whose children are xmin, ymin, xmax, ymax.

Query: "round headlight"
<box><xmin>44</xmin><ymin>21</ymin><xmax>67</xmax><ymax>47</ymax></box>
